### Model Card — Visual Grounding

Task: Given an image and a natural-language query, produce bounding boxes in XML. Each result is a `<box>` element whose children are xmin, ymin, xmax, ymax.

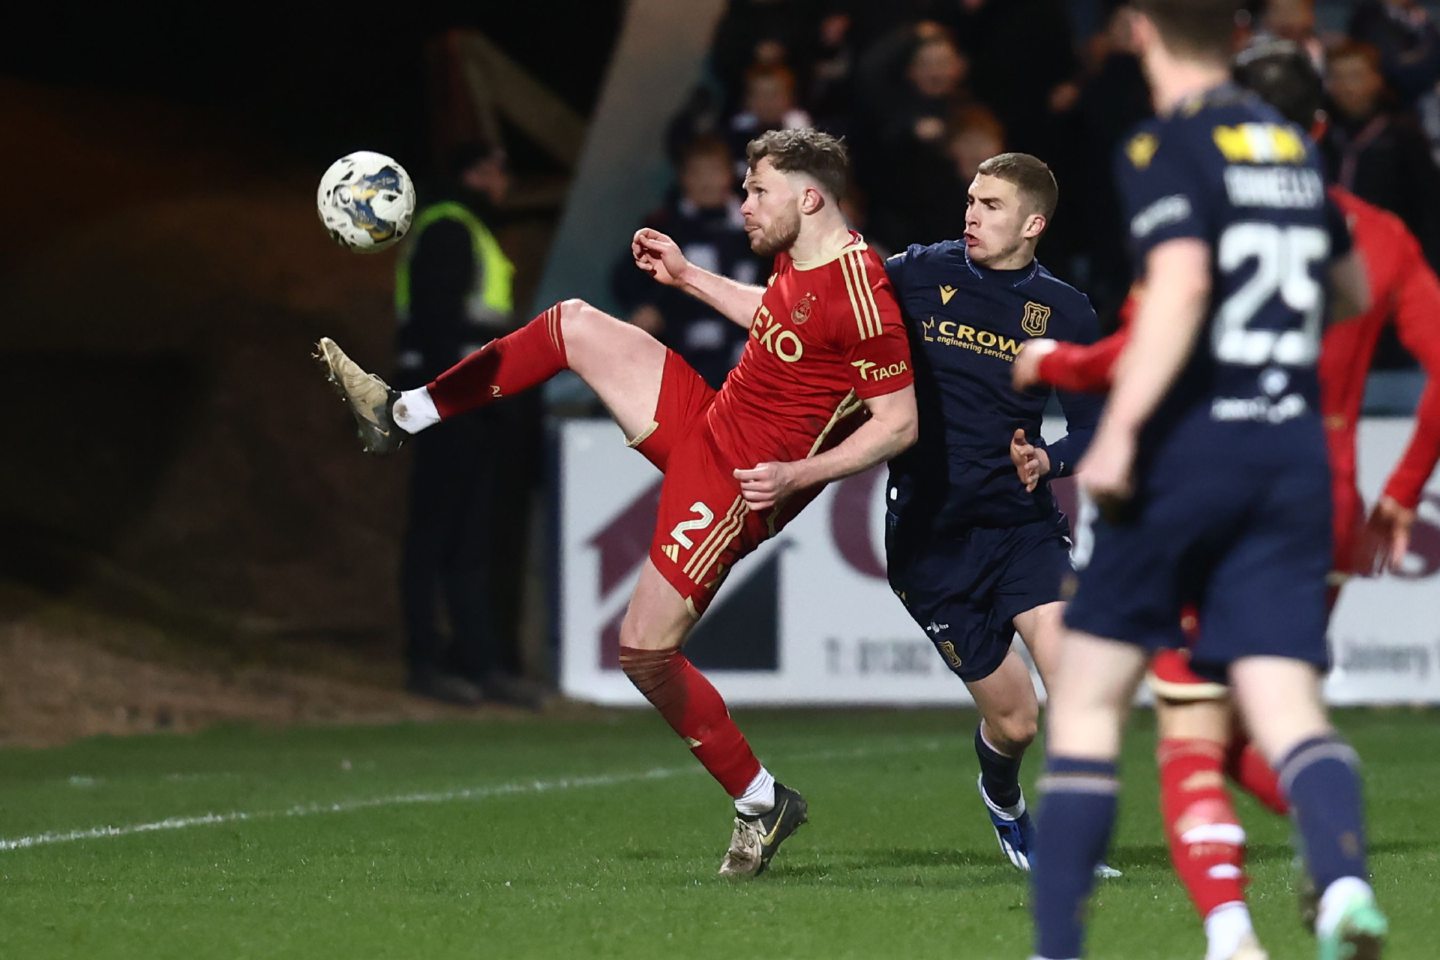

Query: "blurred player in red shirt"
<box><xmin>316</xmin><ymin>129</ymin><xmax>917</xmax><ymax>878</ymax></box>
<box><xmin>1016</xmin><ymin>41</ymin><xmax>1439</xmax><ymax>960</ymax></box>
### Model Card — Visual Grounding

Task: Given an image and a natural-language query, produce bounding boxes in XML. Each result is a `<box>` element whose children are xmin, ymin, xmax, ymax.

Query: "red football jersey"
<box><xmin>1323</xmin><ymin>188</ymin><xmax>1440</xmax><ymax>510</ymax></box>
<box><xmin>705</xmin><ymin>233</ymin><xmax>914</xmax><ymax>465</ymax></box>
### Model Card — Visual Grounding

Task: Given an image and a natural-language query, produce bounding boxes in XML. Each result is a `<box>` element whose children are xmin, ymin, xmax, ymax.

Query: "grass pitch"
<box><xmin>0</xmin><ymin>708</ymin><xmax>1434</xmax><ymax>959</ymax></box>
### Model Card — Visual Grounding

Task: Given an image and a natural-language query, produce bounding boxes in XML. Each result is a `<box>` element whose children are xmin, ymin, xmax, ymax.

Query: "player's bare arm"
<box><xmin>1011</xmin><ymin>338</ymin><xmax>1059</xmax><ymax>391</ymax></box>
<box><xmin>733</xmin><ymin>385</ymin><xmax>919</xmax><ymax>510</ymax></box>
<box><xmin>1328</xmin><ymin>249</ymin><xmax>1371</xmax><ymax>322</ymax></box>
<box><xmin>1080</xmin><ymin>239</ymin><xmax>1210</xmax><ymax>507</ymax></box>
<box><xmin>632</xmin><ymin>227</ymin><xmax>764</xmax><ymax>327</ymax></box>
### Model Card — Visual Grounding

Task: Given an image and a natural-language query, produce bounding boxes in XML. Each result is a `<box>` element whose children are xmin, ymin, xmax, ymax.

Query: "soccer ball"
<box><xmin>316</xmin><ymin>151</ymin><xmax>416</xmax><ymax>252</ymax></box>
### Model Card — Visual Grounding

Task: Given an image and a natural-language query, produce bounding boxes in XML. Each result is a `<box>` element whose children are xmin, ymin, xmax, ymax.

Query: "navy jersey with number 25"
<box><xmin>1117</xmin><ymin>85</ymin><xmax>1344</xmax><ymax>460</ymax></box>
<box><xmin>1064</xmin><ymin>84</ymin><xmax>1342</xmax><ymax>671</ymax></box>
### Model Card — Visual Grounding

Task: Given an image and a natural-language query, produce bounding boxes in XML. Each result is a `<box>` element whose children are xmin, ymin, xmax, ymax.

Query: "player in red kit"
<box><xmin>315</xmin><ymin>128</ymin><xmax>917</xmax><ymax>878</ymax></box>
<box><xmin>1016</xmin><ymin>42</ymin><xmax>1438</xmax><ymax>960</ymax></box>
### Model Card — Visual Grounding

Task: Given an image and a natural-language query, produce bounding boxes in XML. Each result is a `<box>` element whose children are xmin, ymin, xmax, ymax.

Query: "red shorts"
<box><xmin>631</xmin><ymin>351</ymin><xmax>819</xmax><ymax>615</ymax></box>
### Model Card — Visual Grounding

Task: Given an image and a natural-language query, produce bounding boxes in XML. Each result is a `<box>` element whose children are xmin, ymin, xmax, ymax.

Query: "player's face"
<box><xmin>964</xmin><ymin>174</ymin><xmax>1035</xmax><ymax>268</ymax></box>
<box><xmin>741</xmin><ymin>158</ymin><xmax>802</xmax><ymax>257</ymax></box>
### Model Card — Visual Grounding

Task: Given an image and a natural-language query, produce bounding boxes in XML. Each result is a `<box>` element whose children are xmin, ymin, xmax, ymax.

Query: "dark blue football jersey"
<box><xmin>1115</xmin><ymin>84</ymin><xmax>1343</xmax><ymax>462</ymax></box>
<box><xmin>883</xmin><ymin>240</ymin><xmax>1102</xmax><ymax>531</ymax></box>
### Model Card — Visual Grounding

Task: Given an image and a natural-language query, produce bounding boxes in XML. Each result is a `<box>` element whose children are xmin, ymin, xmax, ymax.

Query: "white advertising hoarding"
<box><xmin>558</xmin><ymin>418</ymin><xmax>1440</xmax><ymax>706</ymax></box>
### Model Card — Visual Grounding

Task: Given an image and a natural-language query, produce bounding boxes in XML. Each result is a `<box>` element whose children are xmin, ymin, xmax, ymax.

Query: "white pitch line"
<box><xmin>0</xmin><ymin>737</ymin><xmax>945</xmax><ymax>853</ymax></box>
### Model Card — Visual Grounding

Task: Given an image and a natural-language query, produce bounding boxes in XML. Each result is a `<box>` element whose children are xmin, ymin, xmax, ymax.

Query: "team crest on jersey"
<box><xmin>791</xmin><ymin>292</ymin><xmax>817</xmax><ymax>325</ymax></box>
<box><xmin>1127</xmin><ymin>132</ymin><xmax>1159</xmax><ymax>170</ymax></box>
<box><xmin>1021</xmin><ymin>301</ymin><xmax>1051</xmax><ymax>337</ymax></box>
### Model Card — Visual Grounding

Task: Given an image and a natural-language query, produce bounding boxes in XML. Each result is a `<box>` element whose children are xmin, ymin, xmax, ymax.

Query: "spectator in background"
<box><xmin>725</xmin><ymin>64</ymin><xmax>813</xmax><ymax>182</ymax></box>
<box><xmin>1254</xmin><ymin>0</ymin><xmax>1325</xmax><ymax>66</ymax></box>
<box><xmin>1064</xmin><ymin>1</ymin><xmax>1153</xmax><ymax>323</ymax></box>
<box><xmin>1349</xmin><ymin>0</ymin><xmax>1440</xmax><ymax>158</ymax></box>
<box><xmin>862</xmin><ymin>24</ymin><xmax>974</xmax><ymax>251</ymax></box>
<box><xmin>1319</xmin><ymin>39</ymin><xmax>1440</xmax><ymax>271</ymax></box>
<box><xmin>612</xmin><ymin>136</ymin><xmax>765</xmax><ymax>388</ymax></box>
<box><xmin>393</xmin><ymin>140</ymin><xmax>545</xmax><ymax>708</ymax></box>
<box><xmin>949</xmin><ymin>0</ymin><xmax>1082</xmax><ymax>158</ymax></box>
<box><xmin>946</xmin><ymin>104</ymin><xmax>1005</xmax><ymax>186</ymax></box>
<box><xmin>948</xmin><ymin>0</ymin><xmax>1085</xmax><ymax>280</ymax></box>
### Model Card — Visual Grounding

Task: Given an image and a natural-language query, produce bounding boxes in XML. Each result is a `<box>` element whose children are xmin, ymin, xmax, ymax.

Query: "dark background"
<box><xmin>0</xmin><ymin>9</ymin><xmax>626</xmax><ymax>739</ymax></box>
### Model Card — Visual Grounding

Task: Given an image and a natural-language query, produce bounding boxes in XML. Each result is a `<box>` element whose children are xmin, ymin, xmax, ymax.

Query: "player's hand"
<box><xmin>1009</xmin><ymin>428</ymin><xmax>1051</xmax><ymax>493</ymax></box>
<box><xmin>632</xmin><ymin>228</ymin><xmax>690</xmax><ymax>287</ymax></box>
<box><xmin>734</xmin><ymin>461</ymin><xmax>798</xmax><ymax>511</ymax></box>
<box><xmin>1076</xmin><ymin>426</ymin><xmax>1136</xmax><ymax>517</ymax></box>
<box><xmin>1012</xmin><ymin>338</ymin><xmax>1058</xmax><ymax>390</ymax></box>
<box><xmin>1362</xmin><ymin>495</ymin><xmax>1416</xmax><ymax>574</ymax></box>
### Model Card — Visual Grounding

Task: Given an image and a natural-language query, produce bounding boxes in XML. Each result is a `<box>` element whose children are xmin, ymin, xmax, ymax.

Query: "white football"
<box><xmin>316</xmin><ymin>151</ymin><xmax>416</xmax><ymax>252</ymax></box>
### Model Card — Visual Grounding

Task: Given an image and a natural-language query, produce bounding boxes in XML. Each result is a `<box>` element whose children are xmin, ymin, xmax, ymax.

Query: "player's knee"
<box><xmin>557</xmin><ymin>298</ymin><xmax>623</xmax><ymax>365</ymax></box>
<box><xmin>986</xmin><ymin>709</ymin><xmax>1039</xmax><ymax>754</ymax></box>
<box><xmin>617</xmin><ymin>642</ymin><xmax>682</xmax><ymax>697</ymax></box>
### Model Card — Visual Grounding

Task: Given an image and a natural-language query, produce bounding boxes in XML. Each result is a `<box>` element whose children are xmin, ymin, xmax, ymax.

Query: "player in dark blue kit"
<box><xmin>1029</xmin><ymin>3</ymin><xmax>1387</xmax><ymax>960</ymax></box>
<box><xmin>883</xmin><ymin>153</ymin><xmax>1107</xmax><ymax>873</ymax></box>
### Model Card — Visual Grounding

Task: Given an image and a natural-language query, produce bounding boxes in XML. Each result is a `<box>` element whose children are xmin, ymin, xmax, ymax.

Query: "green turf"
<box><xmin>0</xmin><ymin>708</ymin><xmax>1434</xmax><ymax>959</ymax></box>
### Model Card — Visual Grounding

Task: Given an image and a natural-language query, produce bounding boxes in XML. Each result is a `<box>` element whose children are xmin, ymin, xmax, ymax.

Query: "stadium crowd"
<box><xmin>612</xmin><ymin>0</ymin><xmax>1440</xmax><ymax>379</ymax></box>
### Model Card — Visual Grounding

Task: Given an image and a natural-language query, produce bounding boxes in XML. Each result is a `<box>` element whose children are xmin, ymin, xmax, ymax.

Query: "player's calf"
<box><xmin>1157</xmin><ymin>737</ymin><xmax>1262</xmax><ymax>960</ymax></box>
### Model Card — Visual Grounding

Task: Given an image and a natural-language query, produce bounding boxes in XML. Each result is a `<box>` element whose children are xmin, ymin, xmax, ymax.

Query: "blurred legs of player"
<box><xmin>1032</xmin><ymin>633</ymin><xmax>1386</xmax><ymax>960</ymax></box>
<box><xmin>1152</xmin><ymin>678</ymin><xmax>1271</xmax><ymax>960</ymax></box>
<box><xmin>1228</xmin><ymin>659</ymin><xmax>1386</xmax><ymax>960</ymax></box>
<box><xmin>1151</xmin><ymin>520</ymin><xmax>1372</xmax><ymax>959</ymax></box>
<box><xmin>1151</xmin><ymin>623</ymin><xmax>1289</xmax><ymax>960</ymax></box>
<box><xmin>317</xmin><ymin>299</ymin><xmax>802</xmax><ymax>876</ymax></box>
<box><xmin>1030</xmin><ymin>631</ymin><xmax>1148</xmax><ymax>960</ymax></box>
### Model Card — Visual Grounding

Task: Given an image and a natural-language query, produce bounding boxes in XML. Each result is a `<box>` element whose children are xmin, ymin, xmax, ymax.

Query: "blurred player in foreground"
<box><xmin>315</xmin><ymin>129</ymin><xmax>918</xmax><ymax>878</ymax></box>
<box><xmin>1024</xmin><ymin>2</ymin><xmax>1388</xmax><ymax>958</ymax></box>
<box><xmin>1015</xmin><ymin>38</ymin><xmax>1439</xmax><ymax>960</ymax></box>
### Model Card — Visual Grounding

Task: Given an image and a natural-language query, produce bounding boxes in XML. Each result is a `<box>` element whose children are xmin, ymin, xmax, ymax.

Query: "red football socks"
<box><xmin>1158</xmin><ymin>738</ymin><xmax>1250</xmax><ymax>919</ymax></box>
<box><xmin>426</xmin><ymin>303</ymin><xmax>568</xmax><ymax>419</ymax></box>
<box><xmin>1225</xmin><ymin>734</ymin><xmax>1290</xmax><ymax>815</ymax></box>
<box><xmin>619</xmin><ymin>645</ymin><xmax>761</xmax><ymax>797</ymax></box>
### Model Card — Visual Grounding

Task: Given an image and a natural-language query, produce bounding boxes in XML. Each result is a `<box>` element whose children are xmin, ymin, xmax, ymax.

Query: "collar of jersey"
<box><xmin>1170</xmin><ymin>80</ymin><xmax>1244</xmax><ymax>118</ymax></box>
<box><xmin>963</xmin><ymin>245</ymin><xmax>1039</xmax><ymax>286</ymax></box>
<box><xmin>791</xmin><ymin>230</ymin><xmax>867</xmax><ymax>271</ymax></box>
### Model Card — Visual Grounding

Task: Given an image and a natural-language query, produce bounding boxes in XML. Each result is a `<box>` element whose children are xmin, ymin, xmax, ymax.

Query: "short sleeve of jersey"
<box><xmin>1115</xmin><ymin>125</ymin><xmax>1212</xmax><ymax>264</ymax></box>
<box><xmin>883</xmin><ymin>244</ymin><xmax>924</xmax><ymax>290</ymax></box>
<box><xmin>832</xmin><ymin>249</ymin><xmax>915</xmax><ymax>399</ymax></box>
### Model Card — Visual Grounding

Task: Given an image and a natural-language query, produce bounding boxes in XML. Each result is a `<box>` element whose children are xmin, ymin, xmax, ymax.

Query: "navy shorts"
<box><xmin>886</xmin><ymin>511</ymin><xmax>1073</xmax><ymax>683</ymax></box>
<box><xmin>1064</xmin><ymin>457</ymin><xmax>1332</xmax><ymax>680</ymax></box>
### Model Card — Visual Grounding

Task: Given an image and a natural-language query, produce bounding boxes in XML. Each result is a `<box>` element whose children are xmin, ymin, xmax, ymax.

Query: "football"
<box><xmin>316</xmin><ymin>151</ymin><xmax>416</xmax><ymax>252</ymax></box>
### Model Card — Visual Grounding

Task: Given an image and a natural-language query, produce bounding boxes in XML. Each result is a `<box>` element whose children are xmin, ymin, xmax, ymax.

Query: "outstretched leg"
<box><xmin>316</xmin><ymin>299</ymin><xmax>670</xmax><ymax>452</ymax></box>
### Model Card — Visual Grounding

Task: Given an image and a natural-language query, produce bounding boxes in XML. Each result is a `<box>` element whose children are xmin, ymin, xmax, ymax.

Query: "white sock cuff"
<box><xmin>393</xmin><ymin>387</ymin><xmax>440</xmax><ymax>434</ymax></box>
<box><xmin>1316</xmin><ymin>876</ymin><xmax>1375</xmax><ymax>937</ymax></box>
<box><xmin>735</xmin><ymin>767</ymin><xmax>776</xmax><ymax>816</ymax></box>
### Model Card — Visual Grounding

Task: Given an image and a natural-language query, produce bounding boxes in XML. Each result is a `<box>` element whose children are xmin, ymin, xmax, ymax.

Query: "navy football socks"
<box><xmin>975</xmin><ymin>723</ymin><xmax>1024</xmax><ymax>809</ymax></box>
<box><xmin>1277</xmin><ymin>734</ymin><xmax>1368</xmax><ymax>892</ymax></box>
<box><xmin>1031</xmin><ymin>756</ymin><xmax>1119</xmax><ymax>960</ymax></box>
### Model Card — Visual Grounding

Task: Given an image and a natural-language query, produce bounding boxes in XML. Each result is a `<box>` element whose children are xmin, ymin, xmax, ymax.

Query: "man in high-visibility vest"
<box><xmin>393</xmin><ymin>140</ymin><xmax>543</xmax><ymax>708</ymax></box>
